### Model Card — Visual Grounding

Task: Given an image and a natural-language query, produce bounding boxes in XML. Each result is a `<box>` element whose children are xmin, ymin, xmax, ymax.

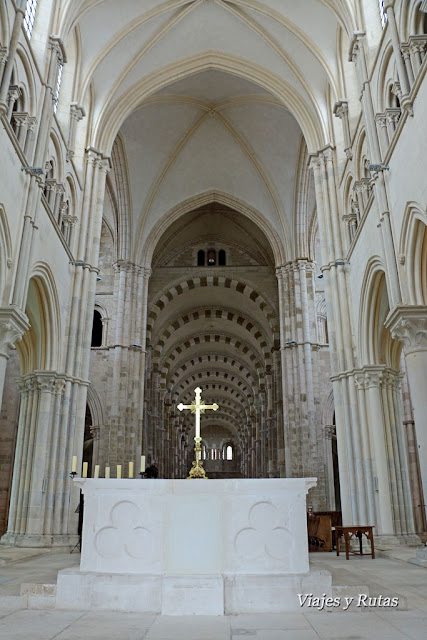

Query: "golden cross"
<box><xmin>177</xmin><ymin>387</ymin><xmax>219</xmax><ymax>439</ymax></box>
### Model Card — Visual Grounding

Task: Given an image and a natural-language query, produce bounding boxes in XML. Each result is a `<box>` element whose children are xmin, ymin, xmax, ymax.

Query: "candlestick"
<box><xmin>94</xmin><ymin>465</ymin><xmax>100</xmax><ymax>478</ymax></box>
<box><xmin>140</xmin><ymin>455</ymin><xmax>145</xmax><ymax>473</ymax></box>
<box><xmin>72</xmin><ymin>456</ymin><xmax>77</xmax><ymax>473</ymax></box>
<box><xmin>129</xmin><ymin>462</ymin><xmax>134</xmax><ymax>478</ymax></box>
<box><xmin>105</xmin><ymin>466</ymin><xmax>110</xmax><ymax>479</ymax></box>
<box><xmin>82</xmin><ymin>462</ymin><xmax>88</xmax><ymax>478</ymax></box>
<box><xmin>117</xmin><ymin>465</ymin><xmax>122</xmax><ymax>479</ymax></box>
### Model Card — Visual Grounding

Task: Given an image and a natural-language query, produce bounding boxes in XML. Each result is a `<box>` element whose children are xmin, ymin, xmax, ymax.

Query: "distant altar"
<box><xmin>56</xmin><ymin>478</ymin><xmax>331</xmax><ymax>615</ymax></box>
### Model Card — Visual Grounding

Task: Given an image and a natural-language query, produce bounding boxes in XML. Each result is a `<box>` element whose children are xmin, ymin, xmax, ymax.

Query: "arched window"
<box><xmin>226</xmin><ymin>445</ymin><xmax>233</xmax><ymax>460</ymax></box>
<box><xmin>218</xmin><ymin>249</ymin><xmax>226</xmax><ymax>266</ymax></box>
<box><xmin>24</xmin><ymin>1</ymin><xmax>38</xmax><ymax>39</ymax></box>
<box><xmin>197</xmin><ymin>250</ymin><xmax>205</xmax><ymax>266</ymax></box>
<box><xmin>91</xmin><ymin>310</ymin><xmax>103</xmax><ymax>347</ymax></box>
<box><xmin>207</xmin><ymin>249</ymin><xmax>216</xmax><ymax>266</ymax></box>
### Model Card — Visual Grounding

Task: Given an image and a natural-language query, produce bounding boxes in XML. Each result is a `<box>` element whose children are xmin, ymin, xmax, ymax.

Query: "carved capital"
<box><xmin>54</xmin><ymin>377</ymin><xmax>67</xmax><ymax>395</ymax></box>
<box><xmin>70</xmin><ymin>102</ymin><xmax>86</xmax><ymax>122</ymax></box>
<box><xmin>354</xmin><ymin>366</ymin><xmax>386</xmax><ymax>390</ymax></box>
<box><xmin>7</xmin><ymin>85</ymin><xmax>21</xmax><ymax>105</ymax></box>
<box><xmin>90</xmin><ymin>425</ymin><xmax>101</xmax><ymax>440</ymax></box>
<box><xmin>27</xmin><ymin>116</ymin><xmax>37</xmax><ymax>132</ymax></box>
<box><xmin>12</xmin><ymin>111</ymin><xmax>29</xmax><ymax>127</ymax></box>
<box><xmin>324</xmin><ymin>425</ymin><xmax>336</xmax><ymax>440</ymax></box>
<box><xmin>375</xmin><ymin>113</ymin><xmax>387</xmax><ymax>128</ymax></box>
<box><xmin>0</xmin><ymin>307</ymin><xmax>30</xmax><ymax>357</ymax></box>
<box><xmin>386</xmin><ymin>305</ymin><xmax>427</xmax><ymax>354</ymax></box>
<box><xmin>49</xmin><ymin>36</ymin><xmax>67</xmax><ymax>65</ymax></box>
<box><xmin>333</xmin><ymin>99</ymin><xmax>349</xmax><ymax>120</ymax></box>
<box><xmin>35</xmin><ymin>372</ymin><xmax>57</xmax><ymax>393</ymax></box>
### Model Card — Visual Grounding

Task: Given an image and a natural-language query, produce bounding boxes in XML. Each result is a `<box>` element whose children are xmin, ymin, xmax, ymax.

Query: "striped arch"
<box><xmin>147</xmin><ymin>275</ymin><xmax>279</xmax><ymax>344</ymax></box>
<box><xmin>159</xmin><ymin>333</ymin><xmax>266</xmax><ymax>386</ymax></box>
<box><xmin>171</xmin><ymin>368</ymin><xmax>254</xmax><ymax>398</ymax></box>
<box><xmin>166</xmin><ymin>353</ymin><xmax>259</xmax><ymax>393</ymax></box>
<box><xmin>152</xmin><ymin>307</ymin><xmax>273</xmax><ymax>367</ymax></box>
<box><xmin>176</xmin><ymin>381</ymin><xmax>251</xmax><ymax>409</ymax></box>
<box><xmin>200</xmin><ymin>414</ymin><xmax>242</xmax><ymax>438</ymax></box>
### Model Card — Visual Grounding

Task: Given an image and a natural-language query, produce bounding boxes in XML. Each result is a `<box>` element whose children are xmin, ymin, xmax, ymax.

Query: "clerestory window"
<box><xmin>24</xmin><ymin>0</ymin><xmax>38</xmax><ymax>39</ymax></box>
<box><xmin>378</xmin><ymin>1</ymin><xmax>387</xmax><ymax>29</ymax></box>
<box><xmin>53</xmin><ymin>64</ymin><xmax>63</xmax><ymax>113</ymax></box>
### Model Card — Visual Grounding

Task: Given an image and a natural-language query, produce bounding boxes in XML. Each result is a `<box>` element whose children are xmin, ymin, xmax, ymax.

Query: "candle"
<box><xmin>94</xmin><ymin>465</ymin><xmax>100</xmax><ymax>478</ymax></box>
<box><xmin>140</xmin><ymin>455</ymin><xmax>145</xmax><ymax>473</ymax></box>
<box><xmin>72</xmin><ymin>456</ymin><xmax>77</xmax><ymax>473</ymax></box>
<box><xmin>82</xmin><ymin>462</ymin><xmax>88</xmax><ymax>478</ymax></box>
<box><xmin>129</xmin><ymin>462</ymin><xmax>134</xmax><ymax>478</ymax></box>
<box><xmin>117</xmin><ymin>465</ymin><xmax>122</xmax><ymax>479</ymax></box>
<box><xmin>105</xmin><ymin>466</ymin><xmax>110</xmax><ymax>479</ymax></box>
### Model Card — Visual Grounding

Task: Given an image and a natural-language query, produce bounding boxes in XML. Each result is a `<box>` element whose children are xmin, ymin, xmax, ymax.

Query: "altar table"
<box><xmin>56</xmin><ymin>478</ymin><xmax>331</xmax><ymax>614</ymax></box>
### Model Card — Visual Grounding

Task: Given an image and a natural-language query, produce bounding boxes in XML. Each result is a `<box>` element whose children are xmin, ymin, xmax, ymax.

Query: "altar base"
<box><xmin>56</xmin><ymin>569</ymin><xmax>331</xmax><ymax>614</ymax></box>
<box><xmin>56</xmin><ymin>478</ymin><xmax>331</xmax><ymax>615</ymax></box>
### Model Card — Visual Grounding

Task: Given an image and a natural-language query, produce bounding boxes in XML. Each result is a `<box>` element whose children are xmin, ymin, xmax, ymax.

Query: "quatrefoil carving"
<box><xmin>94</xmin><ymin>501</ymin><xmax>151</xmax><ymax>559</ymax></box>
<box><xmin>234</xmin><ymin>501</ymin><xmax>290</xmax><ymax>560</ymax></box>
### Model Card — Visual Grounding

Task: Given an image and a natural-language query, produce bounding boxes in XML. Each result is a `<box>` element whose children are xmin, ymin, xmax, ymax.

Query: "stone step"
<box><xmin>0</xmin><ymin>594</ymin><xmax>27</xmax><ymax>609</ymax></box>
<box><xmin>20</xmin><ymin>583</ymin><xmax>57</xmax><ymax>610</ymax></box>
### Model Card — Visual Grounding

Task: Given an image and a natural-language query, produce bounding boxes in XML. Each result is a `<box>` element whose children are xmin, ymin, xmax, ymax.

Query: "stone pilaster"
<box><xmin>0</xmin><ymin>307</ymin><xmax>30</xmax><ymax>406</ymax></box>
<box><xmin>386</xmin><ymin>305</ymin><xmax>427</xmax><ymax>523</ymax></box>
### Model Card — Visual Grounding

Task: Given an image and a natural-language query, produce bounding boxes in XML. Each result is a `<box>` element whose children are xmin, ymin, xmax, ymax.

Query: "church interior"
<box><xmin>0</xmin><ymin>0</ymin><xmax>426</xmax><ymax>635</ymax></box>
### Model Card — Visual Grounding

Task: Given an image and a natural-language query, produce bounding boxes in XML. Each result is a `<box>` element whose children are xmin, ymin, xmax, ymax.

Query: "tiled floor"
<box><xmin>0</xmin><ymin>550</ymin><xmax>425</xmax><ymax>639</ymax></box>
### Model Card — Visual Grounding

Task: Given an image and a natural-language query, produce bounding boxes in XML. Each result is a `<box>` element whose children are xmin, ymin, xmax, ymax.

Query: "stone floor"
<box><xmin>0</xmin><ymin>549</ymin><xmax>425</xmax><ymax>639</ymax></box>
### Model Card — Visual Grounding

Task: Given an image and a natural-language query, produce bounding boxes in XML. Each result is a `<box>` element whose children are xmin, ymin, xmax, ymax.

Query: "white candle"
<box><xmin>105</xmin><ymin>466</ymin><xmax>110</xmax><ymax>479</ymax></box>
<box><xmin>140</xmin><ymin>456</ymin><xmax>145</xmax><ymax>473</ymax></box>
<box><xmin>195</xmin><ymin>412</ymin><xmax>200</xmax><ymax>439</ymax></box>
<box><xmin>129</xmin><ymin>462</ymin><xmax>134</xmax><ymax>478</ymax></box>
<box><xmin>117</xmin><ymin>465</ymin><xmax>122</xmax><ymax>479</ymax></box>
<box><xmin>72</xmin><ymin>456</ymin><xmax>77</xmax><ymax>473</ymax></box>
<box><xmin>82</xmin><ymin>462</ymin><xmax>88</xmax><ymax>478</ymax></box>
<box><xmin>94</xmin><ymin>465</ymin><xmax>100</xmax><ymax>478</ymax></box>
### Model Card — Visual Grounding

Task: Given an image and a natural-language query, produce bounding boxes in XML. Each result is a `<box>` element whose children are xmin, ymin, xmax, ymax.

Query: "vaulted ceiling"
<box><xmin>74</xmin><ymin>1</ymin><xmax>351</xmax><ymax>461</ymax></box>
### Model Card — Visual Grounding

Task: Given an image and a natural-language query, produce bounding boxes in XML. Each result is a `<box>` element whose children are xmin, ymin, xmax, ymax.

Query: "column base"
<box><xmin>0</xmin><ymin>532</ymin><xmax>79</xmax><ymax>549</ymax></box>
<box><xmin>375</xmin><ymin>533</ymin><xmax>421</xmax><ymax>547</ymax></box>
<box><xmin>408</xmin><ymin>546</ymin><xmax>427</xmax><ymax>567</ymax></box>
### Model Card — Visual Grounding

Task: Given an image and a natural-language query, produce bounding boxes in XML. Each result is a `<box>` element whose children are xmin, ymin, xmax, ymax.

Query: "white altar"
<box><xmin>56</xmin><ymin>478</ymin><xmax>331</xmax><ymax>615</ymax></box>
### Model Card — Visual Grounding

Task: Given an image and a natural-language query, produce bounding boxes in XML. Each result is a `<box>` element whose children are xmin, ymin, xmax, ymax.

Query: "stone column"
<box><xmin>333</xmin><ymin>99</ymin><xmax>352</xmax><ymax>159</ymax></box>
<box><xmin>0</xmin><ymin>1</ymin><xmax>25</xmax><ymax>112</ymax></box>
<box><xmin>0</xmin><ymin>46</ymin><xmax>7</xmax><ymax>83</ymax></box>
<box><xmin>387</xmin><ymin>306</ymin><xmax>427</xmax><ymax>523</ymax></box>
<box><xmin>3</xmin><ymin>372</ymin><xmax>73</xmax><ymax>547</ymax></box>
<box><xmin>6</xmin><ymin>85</ymin><xmax>20</xmax><ymax>120</ymax></box>
<box><xmin>384</xmin><ymin>3</ymin><xmax>411</xmax><ymax>99</ymax></box>
<box><xmin>67</xmin><ymin>103</ymin><xmax>86</xmax><ymax>161</ymax></box>
<box><xmin>324</xmin><ymin>425</ymin><xmax>336</xmax><ymax>510</ymax></box>
<box><xmin>12</xmin><ymin>112</ymin><xmax>29</xmax><ymax>148</ymax></box>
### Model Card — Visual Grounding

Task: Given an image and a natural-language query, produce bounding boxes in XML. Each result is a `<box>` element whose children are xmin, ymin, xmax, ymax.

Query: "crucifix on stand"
<box><xmin>177</xmin><ymin>387</ymin><xmax>219</xmax><ymax>478</ymax></box>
